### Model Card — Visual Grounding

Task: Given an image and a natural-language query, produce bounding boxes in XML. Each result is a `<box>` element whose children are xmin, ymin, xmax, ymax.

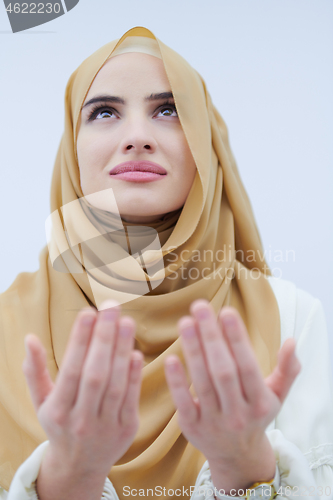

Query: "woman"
<box><xmin>0</xmin><ymin>27</ymin><xmax>332</xmax><ymax>500</ymax></box>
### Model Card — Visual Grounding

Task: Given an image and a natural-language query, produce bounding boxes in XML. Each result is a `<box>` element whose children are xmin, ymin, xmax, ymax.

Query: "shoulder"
<box><xmin>266</xmin><ymin>275</ymin><xmax>325</xmax><ymax>345</ymax></box>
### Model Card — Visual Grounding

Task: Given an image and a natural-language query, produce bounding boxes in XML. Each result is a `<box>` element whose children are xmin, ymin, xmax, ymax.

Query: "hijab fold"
<box><xmin>0</xmin><ymin>27</ymin><xmax>280</xmax><ymax>497</ymax></box>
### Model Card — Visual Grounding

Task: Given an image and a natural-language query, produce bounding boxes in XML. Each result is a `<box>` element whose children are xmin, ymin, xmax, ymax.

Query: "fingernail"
<box><xmin>182</xmin><ymin>324</ymin><xmax>196</xmax><ymax>339</ymax></box>
<box><xmin>132</xmin><ymin>359</ymin><xmax>142</xmax><ymax>370</ymax></box>
<box><xmin>131</xmin><ymin>353</ymin><xmax>143</xmax><ymax>369</ymax></box>
<box><xmin>165</xmin><ymin>359</ymin><xmax>178</xmax><ymax>372</ymax></box>
<box><xmin>101</xmin><ymin>309</ymin><xmax>118</xmax><ymax>321</ymax></box>
<box><xmin>81</xmin><ymin>312</ymin><xmax>95</xmax><ymax>325</ymax></box>
<box><xmin>178</xmin><ymin>318</ymin><xmax>195</xmax><ymax>338</ymax></box>
<box><xmin>194</xmin><ymin>307</ymin><xmax>210</xmax><ymax>321</ymax></box>
<box><xmin>222</xmin><ymin>315</ymin><xmax>236</xmax><ymax>332</ymax></box>
<box><xmin>120</xmin><ymin>323</ymin><xmax>132</xmax><ymax>337</ymax></box>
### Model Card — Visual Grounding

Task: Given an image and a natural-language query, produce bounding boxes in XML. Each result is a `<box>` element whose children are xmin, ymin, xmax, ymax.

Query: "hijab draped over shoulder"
<box><xmin>0</xmin><ymin>27</ymin><xmax>280</xmax><ymax>497</ymax></box>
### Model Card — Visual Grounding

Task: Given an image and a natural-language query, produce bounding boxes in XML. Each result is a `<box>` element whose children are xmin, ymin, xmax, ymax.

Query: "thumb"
<box><xmin>22</xmin><ymin>334</ymin><xmax>54</xmax><ymax>411</ymax></box>
<box><xmin>265</xmin><ymin>338</ymin><xmax>301</xmax><ymax>403</ymax></box>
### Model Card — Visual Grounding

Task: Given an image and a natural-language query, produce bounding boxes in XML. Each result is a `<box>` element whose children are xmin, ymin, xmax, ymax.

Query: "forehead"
<box><xmin>86</xmin><ymin>52</ymin><xmax>171</xmax><ymax>98</ymax></box>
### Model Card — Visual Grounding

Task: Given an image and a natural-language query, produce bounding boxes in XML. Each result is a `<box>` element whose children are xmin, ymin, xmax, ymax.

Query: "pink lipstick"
<box><xmin>109</xmin><ymin>161</ymin><xmax>167</xmax><ymax>183</ymax></box>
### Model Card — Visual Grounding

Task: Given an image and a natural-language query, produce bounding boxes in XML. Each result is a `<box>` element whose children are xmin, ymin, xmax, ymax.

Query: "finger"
<box><xmin>120</xmin><ymin>350</ymin><xmax>143</xmax><ymax>426</ymax></box>
<box><xmin>190</xmin><ymin>301</ymin><xmax>243</xmax><ymax>414</ymax></box>
<box><xmin>101</xmin><ymin>316</ymin><xmax>136</xmax><ymax>418</ymax></box>
<box><xmin>76</xmin><ymin>302</ymin><xmax>120</xmax><ymax>417</ymax></box>
<box><xmin>178</xmin><ymin>316</ymin><xmax>219</xmax><ymax>413</ymax></box>
<box><xmin>218</xmin><ymin>306</ymin><xmax>267</xmax><ymax>405</ymax></box>
<box><xmin>52</xmin><ymin>307</ymin><xmax>98</xmax><ymax>414</ymax></box>
<box><xmin>164</xmin><ymin>355</ymin><xmax>198</xmax><ymax>425</ymax></box>
<box><xmin>265</xmin><ymin>338</ymin><xmax>301</xmax><ymax>403</ymax></box>
<box><xmin>22</xmin><ymin>334</ymin><xmax>54</xmax><ymax>411</ymax></box>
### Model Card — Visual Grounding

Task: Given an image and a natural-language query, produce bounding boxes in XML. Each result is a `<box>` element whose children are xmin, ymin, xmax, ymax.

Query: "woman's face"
<box><xmin>77</xmin><ymin>52</ymin><xmax>197</xmax><ymax>223</ymax></box>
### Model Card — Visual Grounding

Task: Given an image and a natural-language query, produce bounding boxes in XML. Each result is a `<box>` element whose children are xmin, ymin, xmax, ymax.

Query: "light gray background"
<box><xmin>0</xmin><ymin>0</ymin><xmax>332</xmax><ymax>365</ymax></box>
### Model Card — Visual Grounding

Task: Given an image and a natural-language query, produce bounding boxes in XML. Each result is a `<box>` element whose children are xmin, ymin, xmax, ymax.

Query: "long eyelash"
<box><xmin>156</xmin><ymin>100</ymin><xmax>178</xmax><ymax>115</ymax></box>
<box><xmin>86</xmin><ymin>99</ymin><xmax>177</xmax><ymax>122</ymax></box>
<box><xmin>87</xmin><ymin>104</ymin><xmax>117</xmax><ymax>122</ymax></box>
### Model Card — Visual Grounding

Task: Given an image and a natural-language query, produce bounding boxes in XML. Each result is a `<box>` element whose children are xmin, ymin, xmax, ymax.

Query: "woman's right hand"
<box><xmin>22</xmin><ymin>300</ymin><xmax>143</xmax><ymax>500</ymax></box>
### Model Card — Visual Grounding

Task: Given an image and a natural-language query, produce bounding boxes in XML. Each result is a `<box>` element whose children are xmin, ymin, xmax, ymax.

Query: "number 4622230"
<box><xmin>6</xmin><ymin>3</ymin><xmax>61</xmax><ymax>14</ymax></box>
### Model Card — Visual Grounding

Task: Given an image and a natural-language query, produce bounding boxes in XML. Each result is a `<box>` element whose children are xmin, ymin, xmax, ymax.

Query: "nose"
<box><xmin>119</xmin><ymin>119</ymin><xmax>157</xmax><ymax>154</ymax></box>
<box><xmin>125</xmin><ymin>143</ymin><xmax>152</xmax><ymax>151</ymax></box>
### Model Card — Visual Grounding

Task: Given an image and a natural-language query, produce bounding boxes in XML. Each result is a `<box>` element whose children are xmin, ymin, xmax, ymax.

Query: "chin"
<box><xmin>118</xmin><ymin>200</ymin><xmax>168</xmax><ymax>216</ymax></box>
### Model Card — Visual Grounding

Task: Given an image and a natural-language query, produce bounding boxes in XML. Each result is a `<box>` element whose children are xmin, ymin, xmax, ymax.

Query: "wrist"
<box><xmin>213</xmin><ymin>465</ymin><xmax>280</xmax><ymax>500</ymax></box>
<box><xmin>43</xmin><ymin>442</ymin><xmax>111</xmax><ymax>479</ymax></box>
<box><xmin>207</xmin><ymin>436</ymin><xmax>276</xmax><ymax>494</ymax></box>
<box><xmin>36</xmin><ymin>447</ymin><xmax>108</xmax><ymax>500</ymax></box>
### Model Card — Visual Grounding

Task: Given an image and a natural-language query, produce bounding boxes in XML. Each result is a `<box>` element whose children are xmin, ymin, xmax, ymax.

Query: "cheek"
<box><xmin>77</xmin><ymin>130</ymin><xmax>114</xmax><ymax>172</ymax></box>
<box><xmin>162</xmin><ymin>131</ymin><xmax>188</xmax><ymax>167</ymax></box>
<box><xmin>77</xmin><ymin>133</ymin><xmax>107</xmax><ymax>195</ymax></box>
<box><xmin>177</xmin><ymin>135</ymin><xmax>197</xmax><ymax>177</ymax></box>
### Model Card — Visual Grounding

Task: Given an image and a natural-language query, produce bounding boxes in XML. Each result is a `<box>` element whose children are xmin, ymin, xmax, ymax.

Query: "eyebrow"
<box><xmin>82</xmin><ymin>92</ymin><xmax>174</xmax><ymax>110</ymax></box>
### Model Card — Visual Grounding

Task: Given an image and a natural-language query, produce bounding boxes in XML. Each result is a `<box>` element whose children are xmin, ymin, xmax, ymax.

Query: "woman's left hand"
<box><xmin>164</xmin><ymin>300</ymin><xmax>301</xmax><ymax>495</ymax></box>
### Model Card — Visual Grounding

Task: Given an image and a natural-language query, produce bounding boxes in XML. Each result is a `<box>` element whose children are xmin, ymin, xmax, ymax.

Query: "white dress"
<box><xmin>1</xmin><ymin>276</ymin><xmax>333</xmax><ymax>499</ymax></box>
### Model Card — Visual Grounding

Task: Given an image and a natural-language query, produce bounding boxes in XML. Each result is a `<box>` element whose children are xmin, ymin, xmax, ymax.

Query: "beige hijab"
<box><xmin>0</xmin><ymin>27</ymin><xmax>280</xmax><ymax>497</ymax></box>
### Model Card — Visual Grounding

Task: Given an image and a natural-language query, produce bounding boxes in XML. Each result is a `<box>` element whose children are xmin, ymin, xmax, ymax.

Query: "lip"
<box><xmin>109</xmin><ymin>171</ymin><xmax>166</xmax><ymax>182</ymax></box>
<box><xmin>109</xmin><ymin>161</ymin><xmax>167</xmax><ymax>176</ymax></box>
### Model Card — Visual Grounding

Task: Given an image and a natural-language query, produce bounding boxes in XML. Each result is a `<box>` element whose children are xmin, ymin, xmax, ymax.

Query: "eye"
<box><xmin>87</xmin><ymin>105</ymin><xmax>118</xmax><ymax>122</ymax></box>
<box><xmin>159</xmin><ymin>107</ymin><xmax>177</xmax><ymax>117</ymax></box>
<box><xmin>155</xmin><ymin>103</ymin><xmax>178</xmax><ymax>118</ymax></box>
<box><xmin>96</xmin><ymin>109</ymin><xmax>114</xmax><ymax>120</ymax></box>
